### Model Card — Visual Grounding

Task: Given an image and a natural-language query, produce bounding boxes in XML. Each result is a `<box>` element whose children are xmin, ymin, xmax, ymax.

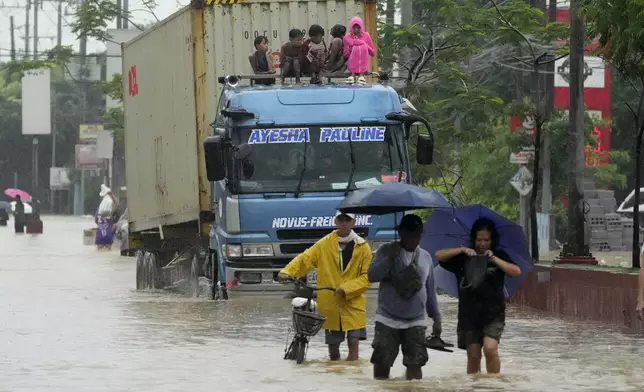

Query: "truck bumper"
<box><xmin>223</xmin><ymin>266</ymin><xmax>292</xmax><ymax>292</ymax></box>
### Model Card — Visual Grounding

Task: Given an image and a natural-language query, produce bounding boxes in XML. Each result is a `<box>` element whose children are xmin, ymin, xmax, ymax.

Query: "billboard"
<box><xmin>75</xmin><ymin>144</ymin><xmax>102</xmax><ymax>168</ymax></box>
<box><xmin>49</xmin><ymin>167</ymin><xmax>71</xmax><ymax>190</ymax></box>
<box><xmin>79</xmin><ymin>124</ymin><xmax>104</xmax><ymax>141</ymax></box>
<box><xmin>106</xmin><ymin>29</ymin><xmax>142</xmax><ymax>109</ymax></box>
<box><xmin>21</xmin><ymin>68</ymin><xmax>51</xmax><ymax>135</ymax></box>
<box><xmin>95</xmin><ymin>130</ymin><xmax>114</xmax><ymax>159</ymax></box>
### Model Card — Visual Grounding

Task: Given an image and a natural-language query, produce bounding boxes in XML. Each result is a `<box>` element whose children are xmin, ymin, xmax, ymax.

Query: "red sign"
<box><xmin>128</xmin><ymin>65</ymin><xmax>139</xmax><ymax>97</ymax></box>
<box><xmin>550</xmin><ymin>5</ymin><xmax>611</xmax><ymax>166</ymax></box>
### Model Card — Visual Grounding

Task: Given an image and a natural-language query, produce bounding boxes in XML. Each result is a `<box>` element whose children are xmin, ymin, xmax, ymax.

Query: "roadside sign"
<box><xmin>510</xmin><ymin>166</ymin><xmax>533</xmax><ymax>196</ymax></box>
<box><xmin>510</xmin><ymin>151</ymin><xmax>534</xmax><ymax>164</ymax></box>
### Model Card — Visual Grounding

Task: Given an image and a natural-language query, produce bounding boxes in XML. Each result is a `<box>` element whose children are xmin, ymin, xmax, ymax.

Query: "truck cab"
<box><xmin>204</xmin><ymin>75</ymin><xmax>434</xmax><ymax>298</ymax></box>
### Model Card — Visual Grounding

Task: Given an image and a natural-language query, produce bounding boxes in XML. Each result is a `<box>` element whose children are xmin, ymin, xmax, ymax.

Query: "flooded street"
<box><xmin>2</xmin><ymin>216</ymin><xmax>644</xmax><ymax>391</ymax></box>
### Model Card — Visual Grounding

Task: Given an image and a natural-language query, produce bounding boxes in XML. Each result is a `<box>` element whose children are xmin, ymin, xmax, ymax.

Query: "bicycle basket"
<box><xmin>292</xmin><ymin>309</ymin><xmax>326</xmax><ymax>336</ymax></box>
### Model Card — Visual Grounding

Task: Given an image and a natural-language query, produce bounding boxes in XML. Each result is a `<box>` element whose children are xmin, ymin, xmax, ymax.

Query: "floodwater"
<box><xmin>2</xmin><ymin>216</ymin><xmax>644</xmax><ymax>391</ymax></box>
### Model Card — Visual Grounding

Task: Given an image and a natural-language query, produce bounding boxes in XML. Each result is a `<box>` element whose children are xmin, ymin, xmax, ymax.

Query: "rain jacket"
<box><xmin>280</xmin><ymin>231</ymin><xmax>372</xmax><ymax>331</ymax></box>
<box><xmin>343</xmin><ymin>16</ymin><xmax>375</xmax><ymax>74</ymax></box>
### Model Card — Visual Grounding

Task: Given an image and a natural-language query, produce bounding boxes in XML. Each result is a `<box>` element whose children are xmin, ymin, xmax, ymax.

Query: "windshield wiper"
<box><xmin>294</xmin><ymin>138</ymin><xmax>308</xmax><ymax>198</ymax></box>
<box><xmin>393</xmin><ymin>129</ymin><xmax>405</xmax><ymax>182</ymax></box>
<box><xmin>345</xmin><ymin>137</ymin><xmax>356</xmax><ymax>195</ymax></box>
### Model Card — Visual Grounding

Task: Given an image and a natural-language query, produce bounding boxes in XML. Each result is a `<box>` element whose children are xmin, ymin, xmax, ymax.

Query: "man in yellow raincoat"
<box><xmin>278</xmin><ymin>211</ymin><xmax>372</xmax><ymax>361</ymax></box>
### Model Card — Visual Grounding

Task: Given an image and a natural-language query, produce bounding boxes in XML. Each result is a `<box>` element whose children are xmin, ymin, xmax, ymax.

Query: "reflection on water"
<box><xmin>1</xmin><ymin>216</ymin><xmax>644</xmax><ymax>391</ymax></box>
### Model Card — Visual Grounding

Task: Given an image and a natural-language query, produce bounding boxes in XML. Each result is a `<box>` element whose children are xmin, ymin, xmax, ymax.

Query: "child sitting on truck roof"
<box><xmin>280</xmin><ymin>29</ymin><xmax>304</xmax><ymax>84</ymax></box>
<box><xmin>343</xmin><ymin>16</ymin><xmax>375</xmax><ymax>85</ymax></box>
<box><xmin>305</xmin><ymin>24</ymin><xmax>328</xmax><ymax>85</ymax></box>
<box><xmin>248</xmin><ymin>35</ymin><xmax>276</xmax><ymax>86</ymax></box>
<box><xmin>327</xmin><ymin>24</ymin><xmax>347</xmax><ymax>75</ymax></box>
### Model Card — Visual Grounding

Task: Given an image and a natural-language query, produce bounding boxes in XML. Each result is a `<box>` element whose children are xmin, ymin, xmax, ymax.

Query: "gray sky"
<box><xmin>0</xmin><ymin>0</ymin><xmax>188</xmax><ymax>61</ymax></box>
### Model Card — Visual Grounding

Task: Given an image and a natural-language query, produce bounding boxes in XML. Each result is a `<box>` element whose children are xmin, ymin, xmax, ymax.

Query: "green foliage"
<box><xmin>1</xmin><ymin>45</ymin><xmax>73</xmax><ymax>81</ymax></box>
<box><xmin>583</xmin><ymin>0</ymin><xmax>644</xmax><ymax>80</ymax></box>
<box><xmin>102</xmin><ymin>73</ymin><xmax>124</xmax><ymax>145</ymax></box>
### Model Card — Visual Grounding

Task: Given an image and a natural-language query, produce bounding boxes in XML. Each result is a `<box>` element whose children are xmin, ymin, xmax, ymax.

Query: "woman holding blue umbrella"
<box><xmin>435</xmin><ymin>218</ymin><xmax>521</xmax><ymax>375</ymax></box>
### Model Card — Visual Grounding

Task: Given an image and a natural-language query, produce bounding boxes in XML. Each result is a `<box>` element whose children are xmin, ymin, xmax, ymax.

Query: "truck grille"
<box><xmin>280</xmin><ymin>243</ymin><xmax>312</xmax><ymax>254</ymax></box>
<box><xmin>276</xmin><ymin>228</ymin><xmax>369</xmax><ymax>241</ymax></box>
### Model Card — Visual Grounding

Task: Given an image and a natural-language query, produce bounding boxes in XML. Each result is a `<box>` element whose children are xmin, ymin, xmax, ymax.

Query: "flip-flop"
<box><xmin>425</xmin><ymin>335</ymin><xmax>454</xmax><ymax>352</ymax></box>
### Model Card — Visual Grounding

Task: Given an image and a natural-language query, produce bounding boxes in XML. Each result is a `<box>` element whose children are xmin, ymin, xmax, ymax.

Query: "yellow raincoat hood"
<box><xmin>280</xmin><ymin>230</ymin><xmax>372</xmax><ymax>331</ymax></box>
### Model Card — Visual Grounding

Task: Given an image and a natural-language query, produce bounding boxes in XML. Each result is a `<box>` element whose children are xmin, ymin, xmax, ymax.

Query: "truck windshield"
<box><xmin>232</xmin><ymin>125</ymin><xmax>407</xmax><ymax>193</ymax></box>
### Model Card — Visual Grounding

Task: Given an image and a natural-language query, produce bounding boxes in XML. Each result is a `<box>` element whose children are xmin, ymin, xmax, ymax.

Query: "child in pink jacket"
<box><xmin>343</xmin><ymin>16</ymin><xmax>375</xmax><ymax>85</ymax></box>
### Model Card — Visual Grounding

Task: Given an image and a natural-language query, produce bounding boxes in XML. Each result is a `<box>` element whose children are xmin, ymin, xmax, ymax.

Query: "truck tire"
<box><xmin>190</xmin><ymin>254</ymin><xmax>201</xmax><ymax>297</ymax></box>
<box><xmin>209</xmin><ymin>251</ymin><xmax>218</xmax><ymax>300</ymax></box>
<box><xmin>135</xmin><ymin>250</ymin><xmax>145</xmax><ymax>290</ymax></box>
<box><xmin>144</xmin><ymin>252</ymin><xmax>153</xmax><ymax>289</ymax></box>
<box><xmin>148</xmin><ymin>252</ymin><xmax>163</xmax><ymax>289</ymax></box>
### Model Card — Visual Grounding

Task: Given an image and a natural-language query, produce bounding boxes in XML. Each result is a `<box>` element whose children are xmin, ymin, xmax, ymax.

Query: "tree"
<box><xmin>379</xmin><ymin>0</ymin><xmax>567</xmax><ymax>261</ymax></box>
<box><xmin>584</xmin><ymin>0</ymin><xmax>644</xmax><ymax>267</ymax></box>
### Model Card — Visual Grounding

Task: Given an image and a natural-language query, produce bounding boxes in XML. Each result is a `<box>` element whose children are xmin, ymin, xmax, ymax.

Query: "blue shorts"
<box><xmin>325</xmin><ymin>328</ymin><xmax>367</xmax><ymax>345</ymax></box>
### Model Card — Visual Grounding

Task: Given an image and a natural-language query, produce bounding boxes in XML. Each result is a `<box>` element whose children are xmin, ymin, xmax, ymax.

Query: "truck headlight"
<box><xmin>224</xmin><ymin>244</ymin><xmax>274</xmax><ymax>258</ymax></box>
<box><xmin>371</xmin><ymin>241</ymin><xmax>389</xmax><ymax>253</ymax></box>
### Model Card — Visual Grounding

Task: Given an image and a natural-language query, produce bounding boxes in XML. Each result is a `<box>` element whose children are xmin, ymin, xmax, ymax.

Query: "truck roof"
<box><xmin>224</xmin><ymin>84</ymin><xmax>404</xmax><ymax>126</ymax></box>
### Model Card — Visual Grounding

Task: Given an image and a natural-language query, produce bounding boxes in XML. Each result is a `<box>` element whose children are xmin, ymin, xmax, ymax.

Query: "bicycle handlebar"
<box><xmin>285</xmin><ymin>276</ymin><xmax>335</xmax><ymax>292</ymax></box>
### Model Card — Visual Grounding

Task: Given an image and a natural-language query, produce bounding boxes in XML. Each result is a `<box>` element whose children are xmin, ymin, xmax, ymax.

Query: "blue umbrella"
<box><xmin>420</xmin><ymin>204</ymin><xmax>532</xmax><ymax>298</ymax></box>
<box><xmin>337</xmin><ymin>183</ymin><xmax>452</xmax><ymax>215</ymax></box>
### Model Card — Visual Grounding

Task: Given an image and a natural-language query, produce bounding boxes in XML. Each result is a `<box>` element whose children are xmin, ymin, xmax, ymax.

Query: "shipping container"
<box><xmin>122</xmin><ymin>0</ymin><xmax>377</xmax><ymax>234</ymax></box>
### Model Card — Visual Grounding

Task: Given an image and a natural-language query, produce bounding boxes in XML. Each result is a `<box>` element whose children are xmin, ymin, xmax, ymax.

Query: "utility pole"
<box><xmin>51</xmin><ymin>0</ymin><xmax>63</xmax><ymax>213</ymax></box>
<box><xmin>33</xmin><ymin>0</ymin><xmax>39</xmax><ymax>59</ymax></box>
<box><xmin>10</xmin><ymin>16</ymin><xmax>16</xmax><ymax>61</ymax></box>
<box><xmin>123</xmin><ymin>0</ymin><xmax>129</xmax><ymax>29</ymax></box>
<box><xmin>116</xmin><ymin>0</ymin><xmax>122</xmax><ymax>29</ymax></box>
<box><xmin>564</xmin><ymin>0</ymin><xmax>589</xmax><ymax>258</ymax></box>
<box><xmin>57</xmin><ymin>0</ymin><xmax>62</xmax><ymax>46</ymax></box>
<box><xmin>542</xmin><ymin>0</ymin><xmax>557</xmax><ymax>250</ymax></box>
<box><xmin>25</xmin><ymin>0</ymin><xmax>31</xmax><ymax>58</ymax></box>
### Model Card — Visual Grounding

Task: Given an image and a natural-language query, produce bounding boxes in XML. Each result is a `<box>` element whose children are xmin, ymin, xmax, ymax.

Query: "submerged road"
<box><xmin>2</xmin><ymin>216</ymin><xmax>644</xmax><ymax>391</ymax></box>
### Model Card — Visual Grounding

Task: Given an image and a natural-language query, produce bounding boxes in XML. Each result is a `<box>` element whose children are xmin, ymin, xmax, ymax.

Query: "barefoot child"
<box><xmin>327</xmin><ymin>24</ymin><xmax>347</xmax><ymax>75</ymax></box>
<box><xmin>306</xmin><ymin>24</ymin><xmax>328</xmax><ymax>85</ymax></box>
<box><xmin>280</xmin><ymin>29</ymin><xmax>304</xmax><ymax>83</ymax></box>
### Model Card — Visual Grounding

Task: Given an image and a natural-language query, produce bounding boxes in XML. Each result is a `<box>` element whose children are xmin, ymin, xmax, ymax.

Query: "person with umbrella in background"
<box><xmin>367</xmin><ymin>214</ymin><xmax>442</xmax><ymax>381</ymax></box>
<box><xmin>0</xmin><ymin>202</ymin><xmax>9</xmax><ymax>226</ymax></box>
<box><xmin>434</xmin><ymin>217</ymin><xmax>521</xmax><ymax>375</ymax></box>
<box><xmin>12</xmin><ymin>195</ymin><xmax>26</xmax><ymax>234</ymax></box>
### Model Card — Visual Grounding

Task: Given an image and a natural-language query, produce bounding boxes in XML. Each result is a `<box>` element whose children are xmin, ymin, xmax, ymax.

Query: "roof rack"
<box><xmin>217</xmin><ymin>72</ymin><xmax>389</xmax><ymax>88</ymax></box>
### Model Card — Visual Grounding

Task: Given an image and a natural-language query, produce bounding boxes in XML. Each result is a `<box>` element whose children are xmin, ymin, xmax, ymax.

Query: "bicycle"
<box><xmin>282</xmin><ymin>277</ymin><xmax>335</xmax><ymax>364</ymax></box>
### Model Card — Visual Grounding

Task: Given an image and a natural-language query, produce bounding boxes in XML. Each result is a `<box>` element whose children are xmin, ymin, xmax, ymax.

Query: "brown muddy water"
<box><xmin>2</xmin><ymin>216</ymin><xmax>644</xmax><ymax>391</ymax></box>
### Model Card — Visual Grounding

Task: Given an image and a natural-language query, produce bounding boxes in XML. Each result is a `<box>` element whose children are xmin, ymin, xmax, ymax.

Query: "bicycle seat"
<box><xmin>291</xmin><ymin>297</ymin><xmax>318</xmax><ymax>311</ymax></box>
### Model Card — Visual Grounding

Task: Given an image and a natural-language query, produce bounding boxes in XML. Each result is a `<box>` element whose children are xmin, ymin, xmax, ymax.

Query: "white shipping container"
<box><xmin>123</xmin><ymin>9</ymin><xmax>200</xmax><ymax>232</ymax></box>
<box><xmin>123</xmin><ymin>0</ymin><xmax>376</xmax><ymax>234</ymax></box>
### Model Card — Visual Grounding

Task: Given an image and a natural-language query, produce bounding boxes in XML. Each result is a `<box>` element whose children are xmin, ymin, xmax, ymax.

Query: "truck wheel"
<box><xmin>210</xmin><ymin>251</ymin><xmax>218</xmax><ymax>300</ymax></box>
<box><xmin>135</xmin><ymin>250</ymin><xmax>145</xmax><ymax>290</ymax></box>
<box><xmin>149</xmin><ymin>252</ymin><xmax>162</xmax><ymax>289</ymax></box>
<box><xmin>144</xmin><ymin>252</ymin><xmax>154</xmax><ymax>289</ymax></box>
<box><xmin>190</xmin><ymin>254</ymin><xmax>201</xmax><ymax>297</ymax></box>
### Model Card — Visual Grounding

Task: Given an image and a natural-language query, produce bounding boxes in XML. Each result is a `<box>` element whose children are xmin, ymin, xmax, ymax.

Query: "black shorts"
<box><xmin>370</xmin><ymin>322</ymin><xmax>428</xmax><ymax>368</ymax></box>
<box><xmin>457</xmin><ymin>314</ymin><xmax>505</xmax><ymax>350</ymax></box>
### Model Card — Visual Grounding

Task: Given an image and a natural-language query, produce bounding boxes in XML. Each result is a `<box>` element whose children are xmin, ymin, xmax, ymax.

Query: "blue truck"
<box><xmin>202</xmin><ymin>74</ymin><xmax>434</xmax><ymax>299</ymax></box>
<box><xmin>122</xmin><ymin>3</ymin><xmax>433</xmax><ymax>299</ymax></box>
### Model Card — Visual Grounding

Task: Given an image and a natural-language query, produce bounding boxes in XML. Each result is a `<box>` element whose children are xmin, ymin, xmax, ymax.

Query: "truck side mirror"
<box><xmin>417</xmin><ymin>134</ymin><xmax>434</xmax><ymax>165</ymax></box>
<box><xmin>413</xmin><ymin>120</ymin><xmax>434</xmax><ymax>165</ymax></box>
<box><xmin>204</xmin><ymin>135</ymin><xmax>226</xmax><ymax>181</ymax></box>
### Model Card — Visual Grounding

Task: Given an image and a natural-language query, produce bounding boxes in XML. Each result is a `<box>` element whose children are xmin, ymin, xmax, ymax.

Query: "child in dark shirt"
<box><xmin>327</xmin><ymin>24</ymin><xmax>347</xmax><ymax>75</ymax></box>
<box><xmin>248</xmin><ymin>35</ymin><xmax>276</xmax><ymax>86</ymax></box>
<box><xmin>280</xmin><ymin>29</ymin><xmax>304</xmax><ymax>83</ymax></box>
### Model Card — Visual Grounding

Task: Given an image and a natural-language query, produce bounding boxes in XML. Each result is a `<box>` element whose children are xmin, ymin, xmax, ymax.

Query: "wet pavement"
<box><xmin>2</xmin><ymin>215</ymin><xmax>644</xmax><ymax>391</ymax></box>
